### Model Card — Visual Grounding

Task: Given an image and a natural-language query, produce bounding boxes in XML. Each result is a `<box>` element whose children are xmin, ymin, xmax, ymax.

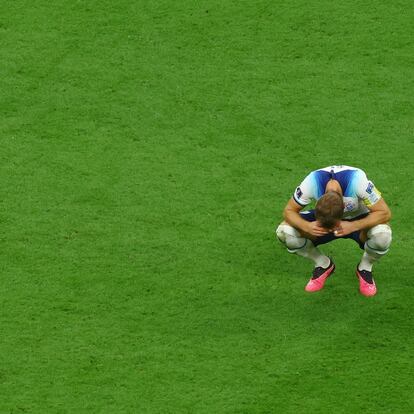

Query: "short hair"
<box><xmin>315</xmin><ymin>191</ymin><xmax>344</xmax><ymax>229</ymax></box>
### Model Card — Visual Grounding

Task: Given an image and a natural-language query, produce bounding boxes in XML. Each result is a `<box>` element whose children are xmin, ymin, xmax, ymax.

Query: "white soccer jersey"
<box><xmin>293</xmin><ymin>165</ymin><xmax>382</xmax><ymax>219</ymax></box>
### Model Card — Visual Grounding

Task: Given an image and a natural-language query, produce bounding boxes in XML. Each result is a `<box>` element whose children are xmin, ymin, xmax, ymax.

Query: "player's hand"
<box><xmin>333</xmin><ymin>221</ymin><xmax>357</xmax><ymax>237</ymax></box>
<box><xmin>305</xmin><ymin>221</ymin><xmax>330</xmax><ymax>237</ymax></box>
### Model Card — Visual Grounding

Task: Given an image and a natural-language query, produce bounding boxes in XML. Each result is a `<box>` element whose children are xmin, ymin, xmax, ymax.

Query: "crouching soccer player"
<box><xmin>276</xmin><ymin>165</ymin><xmax>392</xmax><ymax>296</ymax></box>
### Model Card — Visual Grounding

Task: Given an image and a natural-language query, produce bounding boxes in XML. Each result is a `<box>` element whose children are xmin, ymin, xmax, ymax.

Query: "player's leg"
<box><xmin>356</xmin><ymin>224</ymin><xmax>392</xmax><ymax>296</ymax></box>
<box><xmin>361</xmin><ymin>224</ymin><xmax>392</xmax><ymax>269</ymax></box>
<box><xmin>276</xmin><ymin>222</ymin><xmax>330</xmax><ymax>267</ymax></box>
<box><xmin>276</xmin><ymin>220</ymin><xmax>335</xmax><ymax>292</ymax></box>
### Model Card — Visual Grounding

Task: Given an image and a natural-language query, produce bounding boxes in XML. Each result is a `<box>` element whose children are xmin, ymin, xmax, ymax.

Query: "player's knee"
<box><xmin>275</xmin><ymin>223</ymin><xmax>306</xmax><ymax>251</ymax></box>
<box><xmin>276</xmin><ymin>223</ymin><xmax>300</xmax><ymax>243</ymax></box>
<box><xmin>275</xmin><ymin>223</ymin><xmax>287</xmax><ymax>243</ymax></box>
<box><xmin>366</xmin><ymin>224</ymin><xmax>392</xmax><ymax>254</ymax></box>
<box><xmin>285</xmin><ymin>234</ymin><xmax>307</xmax><ymax>251</ymax></box>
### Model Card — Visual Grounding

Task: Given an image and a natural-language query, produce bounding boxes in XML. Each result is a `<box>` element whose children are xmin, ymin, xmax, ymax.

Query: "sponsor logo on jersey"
<box><xmin>295</xmin><ymin>187</ymin><xmax>303</xmax><ymax>199</ymax></box>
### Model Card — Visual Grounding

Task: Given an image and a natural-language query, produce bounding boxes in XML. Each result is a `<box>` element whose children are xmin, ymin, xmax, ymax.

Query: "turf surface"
<box><xmin>1</xmin><ymin>1</ymin><xmax>413</xmax><ymax>412</ymax></box>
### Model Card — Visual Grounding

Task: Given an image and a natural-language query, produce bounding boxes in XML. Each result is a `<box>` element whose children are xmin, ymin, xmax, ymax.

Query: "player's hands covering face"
<box><xmin>305</xmin><ymin>221</ymin><xmax>330</xmax><ymax>237</ymax></box>
<box><xmin>333</xmin><ymin>221</ymin><xmax>357</xmax><ymax>237</ymax></box>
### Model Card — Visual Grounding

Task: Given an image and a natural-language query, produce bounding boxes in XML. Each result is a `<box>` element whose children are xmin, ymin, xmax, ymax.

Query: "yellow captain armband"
<box><xmin>363</xmin><ymin>187</ymin><xmax>382</xmax><ymax>207</ymax></box>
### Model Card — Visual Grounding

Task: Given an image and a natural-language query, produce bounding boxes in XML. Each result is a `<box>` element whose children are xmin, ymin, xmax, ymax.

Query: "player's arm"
<box><xmin>283</xmin><ymin>198</ymin><xmax>329</xmax><ymax>237</ymax></box>
<box><xmin>335</xmin><ymin>199</ymin><xmax>391</xmax><ymax>236</ymax></box>
<box><xmin>353</xmin><ymin>198</ymin><xmax>391</xmax><ymax>230</ymax></box>
<box><xmin>335</xmin><ymin>172</ymin><xmax>391</xmax><ymax>237</ymax></box>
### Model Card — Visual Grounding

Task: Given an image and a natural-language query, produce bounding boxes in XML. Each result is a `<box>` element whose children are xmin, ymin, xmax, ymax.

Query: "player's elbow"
<box><xmin>283</xmin><ymin>206</ymin><xmax>294</xmax><ymax>222</ymax></box>
<box><xmin>382</xmin><ymin>207</ymin><xmax>392</xmax><ymax>223</ymax></box>
<box><xmin>385</xmin><ymin>208</ymin><xmax>392</xmax><ymax>222</ymax></box>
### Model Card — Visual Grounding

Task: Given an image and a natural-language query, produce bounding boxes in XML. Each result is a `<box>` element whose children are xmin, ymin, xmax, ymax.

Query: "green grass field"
<box><xmin>1</xmin><ymin>1</ymin><xmax>413</xmax><ymax>412</ymax></box>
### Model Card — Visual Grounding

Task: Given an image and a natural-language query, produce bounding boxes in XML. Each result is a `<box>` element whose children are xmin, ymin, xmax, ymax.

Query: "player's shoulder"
<box><xmin>316</xmin><ymin>165</ymin><xmax>363</xmax><ymax>174</ymax></box>
<box><xmin>315</xmin><ymin>165</ymin><xmax>367</xmax><ymax>181</ymax></box>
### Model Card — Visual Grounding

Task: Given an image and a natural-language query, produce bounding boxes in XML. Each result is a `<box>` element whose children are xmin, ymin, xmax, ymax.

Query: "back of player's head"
<box><xmin>315</xmin><ymin>191</ymin><xmax>344</xmax><ymax>229</ymax></box>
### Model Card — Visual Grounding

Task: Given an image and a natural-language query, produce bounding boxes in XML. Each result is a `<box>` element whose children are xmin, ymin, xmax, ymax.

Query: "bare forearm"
<box><xmin>352</xmin><ymin>210</ymin><xmax>391</xmax><ymax>231</ymax></box>
<box><xmin>283</xmin><ymin>209</ymin><xmax>310</xmax><ymax>233</ymax></box>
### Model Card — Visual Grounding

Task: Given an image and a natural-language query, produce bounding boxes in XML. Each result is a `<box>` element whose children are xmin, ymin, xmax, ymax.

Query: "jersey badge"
<box><xmin>344</xmin><ymin>200</ymin><xmax>355</xmax><ymax>211</ymax></box>
<box><xmin>366</xmin><ymin>182</ymin><xmax>374</xmax><ymax>194</ymax></box>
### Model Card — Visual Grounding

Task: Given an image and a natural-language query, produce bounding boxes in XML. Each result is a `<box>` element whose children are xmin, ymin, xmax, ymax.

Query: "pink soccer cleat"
<box><xmin>305</xmin><ymin>259</ymin><xmax>335</xmax><ymax>292</ymax></box>
<box><xmin>356</xmin><ymin>268</ymin><xmax>377</xmax><ymax>297</ymax></box>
